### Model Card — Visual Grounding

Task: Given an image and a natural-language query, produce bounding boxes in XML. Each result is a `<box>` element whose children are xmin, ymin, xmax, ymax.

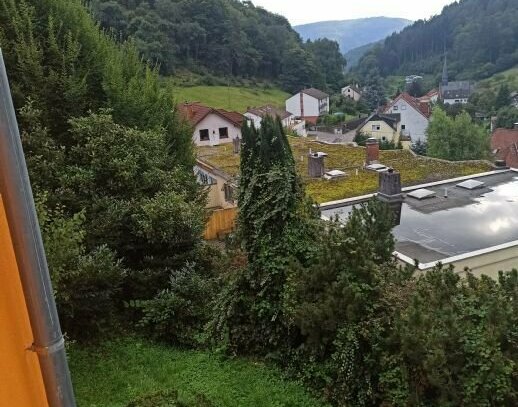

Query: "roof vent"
<box><xmin>456</xmin><ymin>179</ymin><xmax>485</xmax><ymax>190</ymax></box>
<box><xmin>407</xmin><ymin>188</ymin><xmax>436</xmax><ymax>200</ymax></box>
<box><xmin>366</xmin><ymin>163</ymin><xmax>388</xmax><ymax>172</ymax></box>
<box><xmin>324</xmin><ymin>170</ymin><xmax>346</xmax><ymax>180</ymax></box>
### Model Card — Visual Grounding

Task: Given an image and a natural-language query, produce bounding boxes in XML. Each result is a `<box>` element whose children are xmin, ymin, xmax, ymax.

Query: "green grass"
<box><xmin>197</xmin><ymin>138</ymin><xmax>491</xmax><ymax>203</ymax></box>
<box><xmin>173</xmin><ymin>86</ymin><xmax>290</xmax><ymax>112</ymax></box>
<box><xmin>69</xmin><ymin>338</ymin><xmax>328</xmax><ymax>407</ymax></box>
<box><xmin>477</xmin><ymin>66</ymin><xmax>518</xmax><ymax>92</ymax></box>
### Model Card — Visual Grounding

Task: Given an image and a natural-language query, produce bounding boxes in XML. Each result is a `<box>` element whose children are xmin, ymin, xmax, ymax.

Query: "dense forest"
<box><xmin>88</xmin><ymin>0</ymin><xmax>346</xmax><ymax>92</ymax></box>
<box><xmin>356</xmin><ymin>0</ymin><xmax>518</xmax><ymax>81</ymax></box>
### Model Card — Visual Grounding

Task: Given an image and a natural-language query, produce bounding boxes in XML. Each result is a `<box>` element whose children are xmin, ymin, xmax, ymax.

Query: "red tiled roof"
<box><xmin>178</xmin><ymin>102</ymin><xmax>244</xmax><ymax>127</ymax></box>
<box><xmin>492</xmin><ymin>128</ymin><xmax>518</xmax><ymax>168</ymax></box>
<box><xmin>384</xmin><ymin>92</ymin><xmax>432</xmax><ymax>119</ymax></box>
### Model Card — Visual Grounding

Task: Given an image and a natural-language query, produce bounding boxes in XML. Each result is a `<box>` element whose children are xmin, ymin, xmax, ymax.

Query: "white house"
<box><xmin>341</xmin><ymin>85</ymin><xmax>362</xmax><ymax>101</ymax></box>
<box><xmin>285</xmin><ymin>88</ymin><xmax>329</xmax><ymax>125</ymax></box>
<box><xmin>383</xmin><ymin>93</ymin><xmax>431</xmax><ymax>142</ymax></box>
<box><xmin>178</xmin><ymin>102</ymin><xmax>244</xmax><ymax>146</ymax></box>
<box><xmin>245</xmin><ymin>105</ymin><xmax>306</xmax><ymax>136</ymax></box>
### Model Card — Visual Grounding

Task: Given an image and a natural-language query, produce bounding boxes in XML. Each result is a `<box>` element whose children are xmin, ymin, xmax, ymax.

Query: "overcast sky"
<box><xmin>251</xmin><ymin>0</ymin><xmax>458</xmax><ymax>25</ymax></box>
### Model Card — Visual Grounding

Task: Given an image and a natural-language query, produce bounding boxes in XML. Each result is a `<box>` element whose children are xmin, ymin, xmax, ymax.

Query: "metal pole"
<box><xmin>0</xmin><ymin>50</ymin><xmax>76</xmax><ymax>407</ymax></box>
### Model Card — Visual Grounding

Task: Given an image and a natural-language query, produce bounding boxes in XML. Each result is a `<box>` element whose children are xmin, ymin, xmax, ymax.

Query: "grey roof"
<box><xmin>441</xmin><ymin>81</ymin><xmax>475</xmax><ymax>100</ymax></box>
<box><xmin>301</xmin><ymin>88</ymin><xmax>329</xmax><ymax>100</ymax></box>
<box><xmin>247</xmin><ymin>105</ymin><xmax>292</xmax><ymax>120</ymax></box>
<box><xmin>362</xmin><ymin>113</ymin><xmax>401</xmax><ymax>131</ymax></box>
<box><xmin>321</xmin><ymin>170</ymin><xmax>518</xmax><ymax>263</ymax></box>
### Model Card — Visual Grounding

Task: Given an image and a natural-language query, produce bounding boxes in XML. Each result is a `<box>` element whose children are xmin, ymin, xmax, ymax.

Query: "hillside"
<box><xmin>294</xmin><ymin>17</ymin><xmax>411</xmax><ymax>54</ymax></box>
<box><xmin>174</xmin><ymin>86</ymin><xmax>289</xmax><ymax>112</ymax></box>
<box><xmin>356</xmin><ymin>0</ymin><xmax>518</xmax><ymax>80</ymax></box>
<box><xmin>344</xmin><ymin>41</ymin><xmax>380</xmax><ymax>69</ymax></box>
<box><xmin>89</xmin><ymin>0</ymin><xmax>345</xmax><ymax>92</ymax></box>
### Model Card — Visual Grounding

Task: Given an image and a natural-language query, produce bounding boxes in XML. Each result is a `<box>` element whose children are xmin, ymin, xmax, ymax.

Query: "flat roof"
<box><xmin>321</xmin><ymin>170</ymin><xmax>518</xmax><ymax>264</ymax></box>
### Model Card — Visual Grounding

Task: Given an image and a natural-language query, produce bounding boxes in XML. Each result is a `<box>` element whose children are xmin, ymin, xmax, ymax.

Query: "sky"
<box><xmin>251</xmin><ymin>0</ymin><xmax>458</xmax><ymax>26</ymax></box>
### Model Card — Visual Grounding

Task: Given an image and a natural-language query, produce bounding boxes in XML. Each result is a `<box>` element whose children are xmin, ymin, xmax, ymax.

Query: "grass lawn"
<box><xmin>69</xmin><ymin>338</ymin><xmax>328</xmax><ymax>407</ymax></box>
<box><xmin>197</xmin><ymin>137</ymin><xmax>491</xmax><ymax>203</ymax></box>
<box><xmin>173</xmin><ymin>86</ymin><xmax>290</xmax><ymax>112</ymax></box>
<box><xmin>477</xmin><ymin>66</ymin><xmax>518</xmax><ymax>92</ymax></box>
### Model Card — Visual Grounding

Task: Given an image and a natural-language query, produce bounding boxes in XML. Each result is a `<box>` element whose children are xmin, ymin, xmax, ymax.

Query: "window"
<box><xmin>401</xmin><ymin>125</ymin><xmax>406</xmax><ymax>130</ymax></box>
<box><xmin>196</xmin><ymin>170</ymin><xmax>216</xmax><ymax>186</ymax></box>
<box><xmin>382</xmin><ymin>136</ymin><xmax>387</xmax><ymax>141</ymax></box>
<box><xmin>393</xmin><ymin>106</ymin><xmax>398</xmax><ymax>111</ymax></box>
<box><xmin>372</xmin><ymin>124</ymin><xmax>381</xmax><ymax>131</ymax></box>
<box><xmin>219</xmin><ymin>127</ymin><xmax>229</xmax><ymax>139</ymax></box>
<box><xmin>199</xmin><ymin>129</ymin><xmax>209</xmax><ymax>141</ymax></box>
<box><xmin>401</xmin><ymin>105</ymin><xmax>407</xmax><ymax>110</ymax></box>
<box><xmin>224</xmin><ymin>183</ymin><xmax>235</xmax><ymax>203</ymax></box>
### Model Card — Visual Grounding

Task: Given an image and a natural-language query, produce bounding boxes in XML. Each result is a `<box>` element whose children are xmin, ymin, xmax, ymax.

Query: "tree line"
<box><xmin>355</xmin><ymin>0</ymin><xmax>518</xmax><ymax>81</ymax></box>
<box><xmin>88</xmin><ymin>0</ymin><xmax>346</xmax><ymax>92</ymax></box>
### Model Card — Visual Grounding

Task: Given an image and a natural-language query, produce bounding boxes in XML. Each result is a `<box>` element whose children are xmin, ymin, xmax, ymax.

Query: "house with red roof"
<box><xmin>178</xmin><ymin>102</ymin><xmax>244</xmax><ymax>146</ymax></box>
<box><xmin>492</xmin><ymin>127</ymin><xmax>518</xmax><ymax>169</ymax></box>
<box><xmin>285</xmin><ymin>88</ymin><xmax>330</xmax><ymax>125</ymax></box>
<box><xmin>383</xmin><ymin>92</ymin><xmax>431</xmax><ymax>142</ymax></box>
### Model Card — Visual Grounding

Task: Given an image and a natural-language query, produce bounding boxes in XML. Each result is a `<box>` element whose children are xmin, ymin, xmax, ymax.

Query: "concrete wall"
<box><xmin>359</xmin><ymin>120</ymin><xmax>399</xmax><ymax>143</ymax></box>
<box><xmin>385</xmin><ymin>99</ymin><xmax>429</xmax><ymax>142</ymax></box>
<box><xmin>194</xmin><ymin>113</ymin><xmax>241</xmax><ymax>146</ymax></box>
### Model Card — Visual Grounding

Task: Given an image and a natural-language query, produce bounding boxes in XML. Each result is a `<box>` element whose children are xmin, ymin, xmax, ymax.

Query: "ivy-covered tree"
<box><xmin>213</xmin><ymin>117</ymin><xmax>317</xmax><ymax>355</ymax></box>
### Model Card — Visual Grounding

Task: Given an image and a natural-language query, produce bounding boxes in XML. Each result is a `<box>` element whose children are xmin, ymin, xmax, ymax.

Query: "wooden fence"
<box><xmin>204</xmin><ymin>207</ymin><xmax>237</xmax><ymax>240</ymax></box>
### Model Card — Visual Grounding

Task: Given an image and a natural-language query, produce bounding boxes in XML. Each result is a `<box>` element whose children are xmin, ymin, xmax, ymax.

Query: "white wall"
<box><xmin>286</xmin><ymin>93</ymin><xmax>329</xmax><ymax>118</ymax></box>
<box><xmin>385</xmin><ymin>99</ymin><xmax>429</xmax><ymax>142</ymax></box>
<box><xmin>341</xmin><ymin>87</ymin><xmax>361</xmax><ymax>101</ymax></box>
<box><xmin>444</xmin><ymin>98</ymin><xmax>468</xmax><ymax>105</ymax></box>
<box><xmin>194</xmin><ymin>113</ymin><xmax>241</xmax><ymax>146</ymax></box>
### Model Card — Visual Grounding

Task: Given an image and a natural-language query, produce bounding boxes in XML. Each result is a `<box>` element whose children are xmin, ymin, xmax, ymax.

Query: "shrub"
<box><xmin>126</xmin><ymin>390</ymin><xmax>213</xmax><ymax>407</ymax></box>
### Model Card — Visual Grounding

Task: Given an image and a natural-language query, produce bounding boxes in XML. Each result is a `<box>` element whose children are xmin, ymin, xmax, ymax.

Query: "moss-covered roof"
<box><xmin>196</xmin><ymin>138</ymin><xmax>491</xmax><ymax>204</ymax></box>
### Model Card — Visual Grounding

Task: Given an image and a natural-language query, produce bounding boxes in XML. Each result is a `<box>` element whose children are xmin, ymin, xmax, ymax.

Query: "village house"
<box><xmin>418</xmin><ymin>89</ymin><xmax>439</xmax><ymax>104</ymax></box>
<box><xmin>492</xmin><ymin>126</ymin><xmax>518</xmax><ymax>168</ymax></box>
<box><xmin>439</xmin><ymin>53</ymin><xmax>475</xmax><ymax>104</ymax></box>
<box><xmin>178</xmin><ymin>102</ymin><xmax>244</xmax><ymax>146</ymax></box>
<box><xmin>510</xmin><ymin>91</ymin><xmax>518</xmax><ymax>108</ymax></box>
<box><xmin>357</xmin><ymin>113</ymin><xmax>402</xmax><ymax>145</ymax></box>
<box><xmin>383</xmin><ymin>92</ymin><xmax>431</xmax><ymax>142</ymax></box>
<box><xmin>244</xmin><ymin>105</ymin><xmax>306</xmax><ymax>136</ymax></box>
<box><xmin>285</xmin><ymin>88</ymin><xmax>329</xmax><ymax>125</ymax></box>
<box><xmin>341</xmin><ymin>85</ymin><xmax>362</xmax><ymax>101</ymax></box>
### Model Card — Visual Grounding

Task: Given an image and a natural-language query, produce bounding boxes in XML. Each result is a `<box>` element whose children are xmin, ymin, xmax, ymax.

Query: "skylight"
<box><xmin>407</xmin><ymin>188</ymin><xmax>436</xmax><ymax>200</ymax></box>
<box><xmin>456</xmin><ymin>180</ymin><xmax>485</xmax><ymax>190</ymax></box>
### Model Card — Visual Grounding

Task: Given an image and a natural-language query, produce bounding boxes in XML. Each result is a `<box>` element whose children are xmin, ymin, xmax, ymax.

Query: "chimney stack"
<box><xmin>308</xmin><ymin>153</ymin><xmax>325</xmax><ymax>178</ymax></box>
<box><xmin>233</xmin><ymin>137</ymin><xmax>241</xmax><ymax>154</ymax></box>
<box><xmin>366</xmin><ymin>138</ymin><xmax>380</xmax><ymax>165</ymax></box>
<box><xmin>377</xmin><ymin>168</ymin><xmax>403</xmax><ymax>226</ymax></box>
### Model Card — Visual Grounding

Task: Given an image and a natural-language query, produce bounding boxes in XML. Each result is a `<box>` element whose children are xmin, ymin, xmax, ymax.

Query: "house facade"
<box><xmin>383</xmin><ymin>93</ymin><xmax>431</xmax><ymax>142</ymax></box>
<box><xmin>244</xmin><ymin>105</ymin><xmax>307</xmax><ymax>136</ymax></box>
<box><xmin>285</xmin><ymin>88</ymin><xmax>329</xmax><ymax>125</ymax></box>
<box><xmin>358</xmin><ymin>113</ymin><xmax>402</xmax><ymax>145</ymax></box>
<box><xmin>341</xmin><ymin>85</ymin><xmax>362</xmax><ymax>101</ymax></box>
<box><xmin>195</xmin><ymin>159</ymin><xmax>237</xmax><ymax>210</ymax></box>
<box><xmin>178</xmin><ymin>102</ymin><xmax>244</xmax><ymax>146</ymax></box>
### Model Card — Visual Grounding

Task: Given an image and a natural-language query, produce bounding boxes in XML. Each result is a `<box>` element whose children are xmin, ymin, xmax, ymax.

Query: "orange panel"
<box><xmin>0</xmin><ymin>196</ymin><xmax>49</xmax><ymax>407</ymax></box>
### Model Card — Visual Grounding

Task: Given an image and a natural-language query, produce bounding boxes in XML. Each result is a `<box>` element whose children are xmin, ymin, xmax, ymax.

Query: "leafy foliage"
<box><xmin>427</xmin><ymin>107</ymin><xmax>490</xmax><ymax>160</ymax></box>
<box><xmin>356</xmin><ymin>0</ymin><xmax>518</xmax><ymax>80</ymax></box>
<box><xmin>89</xmin><ymin>0</ymin><xmax>344</xmax><ymax>92</ymax></box>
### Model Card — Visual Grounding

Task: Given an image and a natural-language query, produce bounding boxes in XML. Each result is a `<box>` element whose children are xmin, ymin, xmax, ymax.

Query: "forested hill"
<box><xmin>88</xmin><ymin>0</ymin><xmax>345</xmax><ymax>92</ymax></box>
<box><xmin>356</xmin><ymin>0</ymin><xmax>518</xmax><ymax>81</ymax></box>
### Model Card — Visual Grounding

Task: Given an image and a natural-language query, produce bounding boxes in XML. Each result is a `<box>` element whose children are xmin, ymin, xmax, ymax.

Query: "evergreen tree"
<box><xmin>495</xmin><ymin>84</ymin><xmax>511</xmax><ymax>110</ymax></box>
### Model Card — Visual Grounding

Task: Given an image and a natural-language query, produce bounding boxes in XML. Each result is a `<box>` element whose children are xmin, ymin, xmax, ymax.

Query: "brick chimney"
<box><xmin>377</xmin><ymin>168</ymin><xmax>403</xmax><ymax>226</ymax></box>
<box><xmin>366</xmin><ymin>138</ymin><xmax>379</xmax><ymax>165</ymax></box>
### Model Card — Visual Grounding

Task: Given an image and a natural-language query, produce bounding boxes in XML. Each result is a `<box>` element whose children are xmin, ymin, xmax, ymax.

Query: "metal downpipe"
<box><xmin>0</xmin><ymin>50</ymin><xmax>76</xmax><ymax>407</ymax></box>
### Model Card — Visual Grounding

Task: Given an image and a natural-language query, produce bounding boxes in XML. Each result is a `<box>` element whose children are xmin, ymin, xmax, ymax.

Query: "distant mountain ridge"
<box><xmin>294</xmin><ymin>17</ymin><xmax>412</xmax><ymax>54</ymax></box>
